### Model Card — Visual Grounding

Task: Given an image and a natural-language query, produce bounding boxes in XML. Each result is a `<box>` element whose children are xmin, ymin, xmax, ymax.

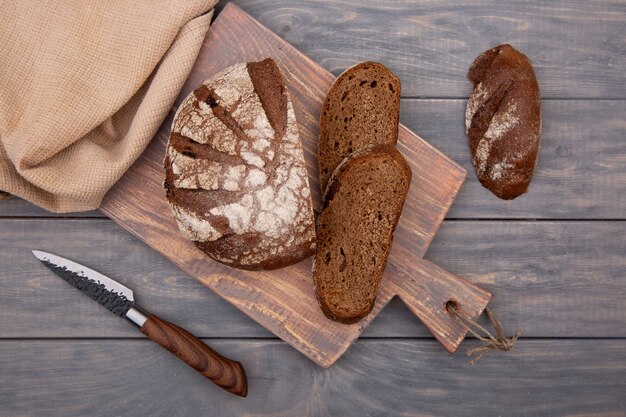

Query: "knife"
<box><xmin>32</xmin><ymin>250</ymin><xmax>248</xmax><ymax>397</ymax></box>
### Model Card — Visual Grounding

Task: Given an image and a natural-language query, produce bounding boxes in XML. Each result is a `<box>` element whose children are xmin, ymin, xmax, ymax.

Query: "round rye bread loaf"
<box><xmin>164</xmin><ymin>58</ymin><xmax>316</xmax><ymax>270</ymax></box>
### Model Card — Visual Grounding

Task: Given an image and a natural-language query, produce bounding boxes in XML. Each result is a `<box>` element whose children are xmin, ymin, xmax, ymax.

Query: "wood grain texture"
<box><xmin>226</xmin><ymin>0</ymin><xmax>626</xmax><ymax>98</ymax></box>
<box><xmin>0</xmin><ymin>196</ymin><xmax>103</xmax><ymax>217</ymax></box>
<box><xmin>1</xmin><ymin>339</ymin><xmax>625</xmax><ymax>417</ymax></box>
<box><xmin>141</xmin><ymin>315</ymin><xmax>247</xmax><ymax>396</ymax></box>
<box><xmin>1</xmin><ymin>0</ymin><xmax>626</xmax><ymax>219</ymax></box>
<box><xmin>2</xmin><ymin>99</ymin><xmax>625</xmax><ymax>220</ymax></box>
<box><xmin>99</xmin><ymin>4</ymin><xmax>491</xmax><ymax>365</ymax></box>
<box><xmin>0</xmin><ymin>1</ymin><xmax>624</xmax><ymax>414</ymax></box>
<box><xmin>0</xmin><ymin>218</ymin><xmax>271</xmax><ymax>339</ymax></box>
<box><xmin>406</xmin><ymin>99</ymin><xmax>626</xmax><ymax>219</ymax></box>
<box><xmin>3</xmin><ymin>219</ymin><xmax>625</xmax><ymax>338</ymax></box>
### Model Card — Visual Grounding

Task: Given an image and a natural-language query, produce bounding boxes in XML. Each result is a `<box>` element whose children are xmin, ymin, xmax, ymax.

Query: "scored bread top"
<box><xmin>314</xmin><ymin>144</ymin><xmax>411</xmax><ymax>323</ymax></box>
<box><xmin>164</xmin><ymin>58</ymin><xmax>315</xmax><ymax>270</ymax></box>
<box><xmin>465</xmin><ymin>44</ymin><xmax>541</xmax><ymax>200</ymax></box>
<box><xmin>318</xmin><ymin>62</ymin><xmax>401</xmax><ymax>193</ymax></box>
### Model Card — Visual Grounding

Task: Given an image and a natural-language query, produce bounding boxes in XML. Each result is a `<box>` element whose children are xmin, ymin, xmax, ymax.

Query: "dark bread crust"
<box><xmin>197</xmin><ymin>232</ymin><xmax>315</xmax><ymax>271</ymax></box>
<box><xmin>247</xmin><ymin>59</ymin><xmax>287</xmax><ymax>139</ymax></box>
<box><xmin>318</xmin><ymin>62</ymin><xmax>401</xmax><ymax>193</ymax></box>
<box><xmin>314</xmin><ymin>145</ymin><xmax>411</xmax><ymax>323</ymax></box>
<box><xmin>466</xmin><ymin>44</ymin><xmax>541</xmax><ymax>200</ymax></box>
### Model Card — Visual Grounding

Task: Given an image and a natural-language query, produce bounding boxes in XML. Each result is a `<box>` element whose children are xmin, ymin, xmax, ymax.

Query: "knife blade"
<box><xmin>32</xmin><ymin>250</ymin><xmax>247</xmax><ymax>397</ymax></box>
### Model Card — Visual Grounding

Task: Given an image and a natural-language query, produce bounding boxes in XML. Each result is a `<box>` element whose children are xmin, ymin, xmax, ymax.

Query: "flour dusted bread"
<box><xmin>164</xmin><ymin>58</ymin><xmax>315</xmax><ymax>270</ymax></box>
<box><xmin>318</xmin><ymin>62</ymin><xmax>401</xmax><ymax>192</ymax></box>
<box><xmin>466</xmin><ymin>44</ymin><xmax>541</xmax><ymax>200</ymax></box>
<box><xmin>314</xmin><ymin>145</ymin><xmax>411</xmax><ymax>323</ymax></box>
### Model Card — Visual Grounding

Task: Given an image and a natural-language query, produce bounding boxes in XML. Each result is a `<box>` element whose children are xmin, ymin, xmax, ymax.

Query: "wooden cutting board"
<box><xmin>100</xmin><ymin>3</ymin><xmax>491</xmax><ymax>368</ymax></box>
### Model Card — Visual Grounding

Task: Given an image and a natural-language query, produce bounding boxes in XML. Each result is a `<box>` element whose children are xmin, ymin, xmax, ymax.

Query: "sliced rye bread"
<box><xmin>318</xmin><ymin>62</ymin><xmax>401</xmax><ymax>193</ymax></box>
<box><xmin>314</xmin><ymin>145</ymin><xmax>411</xmax><ymax>323</ymax></box>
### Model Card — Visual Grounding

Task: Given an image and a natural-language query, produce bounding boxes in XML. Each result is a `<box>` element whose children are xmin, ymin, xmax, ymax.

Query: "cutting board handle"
<box><xmin>141</xmin><ymin>315</ymin><xmax>247</xmax><ymax>396</ymax></box>
<box><xmin>386</xmin><ymin>249</ymin><xmax>492</xmax><ymax>353</ymax></box>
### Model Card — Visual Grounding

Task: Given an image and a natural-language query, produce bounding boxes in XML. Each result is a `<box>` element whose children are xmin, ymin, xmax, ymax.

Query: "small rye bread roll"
<box><xmin>164</xmin><ymin>58</ymin><xmax>316</xmax><ymax>270</ymax></box>
<box><xmin>465</xmin><ymin>44</ymin><xmax>541</xmax><ymax>200</ymax></box>
<box><xmin>314</xmin><ymin>145</ymin><xmax>411</xmax><ymax>323</ymax></box>
<box><xmin>318</xmin><ymin>62</ymin><xmax>401</xmax><ymax>193</ymax></box>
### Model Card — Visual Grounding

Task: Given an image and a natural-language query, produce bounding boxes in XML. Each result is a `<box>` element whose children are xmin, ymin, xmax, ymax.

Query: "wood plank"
<box><xmin>227</xmin><ymin>0</ymin><xmax>626</xmax><ymax>98</ymax></box>
<box><xmin>2</xmin><ymin>219</ymin><xmax>625</xmax><ymax>338</ymax></box>
<box><xmin>0</xmin><ymin>218</ymin><xmax>271</xmax><ymax>339</ymax></box>
<box><xmin>1</xmin><ymin>339</ymin><xmax>625</xmax><ymax>416</ymax></box>
<box><xmin>2</xmin><ymin>99</ymin><xmax>623</xmax><ymax>219</ymax></box>
<box><xmin>405</xmin><ymin>99</ymin><xmax>626</xmax><ymax>219</ymax></box>
<box><xmin>99</xmin><ymin>4</ymin><xmax>491</xmax><ymax>366</ymax></box>
<box><xmin>0</xmin><ymin>196</ymin><xmax>103</xmax><ymax>217</ymax></box>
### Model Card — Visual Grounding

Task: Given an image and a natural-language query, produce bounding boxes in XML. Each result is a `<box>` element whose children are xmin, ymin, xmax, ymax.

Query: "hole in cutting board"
<box><xmin>445</xmin><ymin>299</ymin><xmax>460</xmax><ymax>314</ymax></box>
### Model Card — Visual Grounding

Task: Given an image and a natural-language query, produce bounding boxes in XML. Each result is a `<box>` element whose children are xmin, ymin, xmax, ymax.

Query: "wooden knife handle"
<box><xmin>140</xmin><ymin>315</ymin><xmax>247</xmax><ymax>397</ymax></box>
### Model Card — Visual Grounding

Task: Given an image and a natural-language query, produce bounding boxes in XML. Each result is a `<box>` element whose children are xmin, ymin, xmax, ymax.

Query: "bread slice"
<box><xmin>314</xmin><ymin>145</ymin><xmax>411</xmax><ymax>323</ymax></box>
<box><xmin>318</xmin><ymin>62</ymin><xmax>401</xmax><ymax>192</ymax></box>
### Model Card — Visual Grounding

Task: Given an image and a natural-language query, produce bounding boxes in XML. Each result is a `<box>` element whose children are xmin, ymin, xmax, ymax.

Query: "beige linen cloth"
<box><xmin>0</xmin><ymin>0</ymin><xmax>218</xmax><ymax>212</ymax></box>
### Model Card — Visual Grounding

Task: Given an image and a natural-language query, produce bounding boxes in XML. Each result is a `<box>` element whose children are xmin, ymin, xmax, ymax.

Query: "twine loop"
<box><xmin>446</xmin><ymin>301</ymin><xmax>521</xmax><ymax>365</ymax></box>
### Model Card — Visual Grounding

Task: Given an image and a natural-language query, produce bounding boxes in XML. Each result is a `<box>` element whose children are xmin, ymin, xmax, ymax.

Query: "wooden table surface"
<box><xmin>1</xmin><ymin>1</ymin><xmax>625</xmax><ymax>416</ymax></box>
